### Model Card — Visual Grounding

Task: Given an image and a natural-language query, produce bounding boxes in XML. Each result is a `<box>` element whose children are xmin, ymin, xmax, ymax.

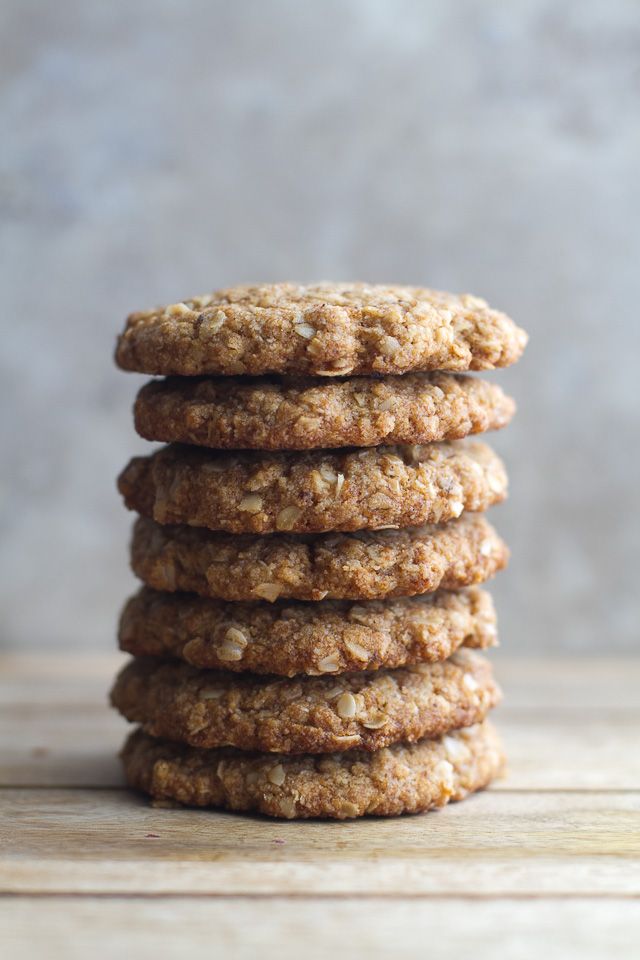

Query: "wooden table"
<box><xmin>2</xmin><ymin>654</ymin><xmax>639</xmax><ymax>959</ymax></box>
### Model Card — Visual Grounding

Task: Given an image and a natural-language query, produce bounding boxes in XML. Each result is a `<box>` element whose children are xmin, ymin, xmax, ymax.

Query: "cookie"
<box><xmin>121</xmin><ymin>720</ymin><xmax>504</xmax><ymax>819</ymax></box>
<box><xmin>118</xmin><ymin>440</ymin><xmax>507</xmax><ymax>535</ymax></box>
<box><xmin>110</xmin><ymin>649</ymin><xmax>500</xmax><ymax>754</ymax></box>
<box><xmin>133</xmin><ymin>372</ymin><xmax>516</xmax><ymax>450</ymax></box>
<box><xmin>115</xmin><ymin>282</ymin><xmax>527</xmax><ymax>377</ymax></box>
<box><xmin>130</xmin><ymin>513</ymin><xmax>508</xmax><ymax>602</ymax></box>
<box><xmin>119</xmin><ymin>586</ymin><xmax>497</xmax><ymax>675</ymax></box>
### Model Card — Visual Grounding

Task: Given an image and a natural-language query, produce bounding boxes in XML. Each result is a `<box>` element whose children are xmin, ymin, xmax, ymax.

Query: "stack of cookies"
<box><xmin>111</xmin><ymin>283</ymin><xmax>527</xmax><ymax>819</ymax></box>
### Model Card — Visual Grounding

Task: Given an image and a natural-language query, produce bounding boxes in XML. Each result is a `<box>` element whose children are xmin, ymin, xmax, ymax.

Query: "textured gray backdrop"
<box><xmin>1</xmin><ymin>0</ymin><xmax>639</xmax><ymax>653</ymax></box>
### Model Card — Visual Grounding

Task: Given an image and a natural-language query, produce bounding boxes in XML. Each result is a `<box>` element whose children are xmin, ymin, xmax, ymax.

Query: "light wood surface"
<box><xmin>2</xmin><ymin>654</ymin><xmax>639</xmax><ymax>958</ymax></box>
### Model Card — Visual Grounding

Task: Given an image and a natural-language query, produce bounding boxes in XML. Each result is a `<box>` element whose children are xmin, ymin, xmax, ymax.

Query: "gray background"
<box><xmin>1</xmin><ymin>0</ymin><xmax>639</xmax><ymax>654</ymax></box>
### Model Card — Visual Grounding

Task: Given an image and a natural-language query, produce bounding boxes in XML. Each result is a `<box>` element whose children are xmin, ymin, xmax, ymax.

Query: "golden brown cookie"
<box><xmin>133</xmin><ymin>372</ymin><xmax>516</xmax><ymax>450</ymax></box>
<box><xmin>110</xmin><ymin>649</ymin><xmax>500</xmax><ymax>754</ymax></box>
<box><xmin>118</xmin><ymin>440</ymin><xmax>507</xmax><ymax>535</ymax></box>
<box><xmin>121</xmin><ymin>720</ymin><xmax>504</xmax><ymax>819</ymax></box>
<box><xmin>130</xmin><ymin>514</ymin><xmax>508</xmax><ymax>602</ymax></box>
<box><xmin>115</xmin><ymin>282</ymin><xmax>527</xmax><ymax>377</ymax></box>
<box><xmin>119</xmin><ymin>586</ymin><xmax>497</xmax><ymax>675</ymax></box>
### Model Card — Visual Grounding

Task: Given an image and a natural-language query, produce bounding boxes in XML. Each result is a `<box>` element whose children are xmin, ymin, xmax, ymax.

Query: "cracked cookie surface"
<box><xmin>133</xmin><ymin>372</ymin><xmax>515</xmax><ymax>450</ymax></box>
<box><xmin>115</xmin><ymin>282</ymin><xmax>527</xmax><ymax>377</ymax></box>
<box><xmin>130</xmin><ymin>513</ymin><xmax>509</xmax><ymax>602</ymax></box>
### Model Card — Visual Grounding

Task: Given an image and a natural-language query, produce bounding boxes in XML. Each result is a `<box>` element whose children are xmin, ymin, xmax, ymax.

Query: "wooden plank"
<box><xmin>0</xmin><ymin>705</ymin><xmax>126</xmax><ymax>787</ymax></box>
<box><xmin>3</xmin><ymin>654</ymin><xmax>640</xmax><ymax>711</ymax></box>
<box><xmin>495</xmin><ymin>715</ymin><xmax>640</xmax><ymax>790</ymax></box>
<box><xmin>2</xmin><ymin>655</ymin><xmax>639</xmax><ymax>790</ymax></box>
<box><xmin>2</xmin><ymin>788</ymin><xmax>638</xmax><ymax>895</ymax></box>
<box><xmin>3</xmin><ymin>897</ymin><xmax>640</xmax><ymax>960</ymax></box>
<box><xmin>495</xmin><ymin>656</ymin><xmax>640</xmax><ymax>712</ymax></box>
<box><xmin>0</xmin><ymin>654</ymin><xmax>127</xmax><ymax>705</ymax></box>
<box><xmin>0</xmin><ymin>652</ymin><xmax>126</xmax><ymax>787</ymax></box>
<box><xmin>3</xmin><ymin>708</ymin><xmax>640</xmax><ymax>790</ymax></box>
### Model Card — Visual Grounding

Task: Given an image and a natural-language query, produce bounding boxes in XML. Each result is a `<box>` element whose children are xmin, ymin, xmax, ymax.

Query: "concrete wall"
<box><xmin>2</xmin><ymin>0</ymin><xmax>639</xmax><ymax>653</ymax></box>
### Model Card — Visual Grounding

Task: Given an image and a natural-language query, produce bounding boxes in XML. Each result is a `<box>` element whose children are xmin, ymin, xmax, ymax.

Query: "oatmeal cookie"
<box><xmin>118</xmin><ymin>440</ymin><xmax>507</xmax><ymax>535</ymax></box>
<box><xmin>130</xmin><ymin>514</ymin><xmax>508</xmax><ymax>602</ymax></box>
<box><xmin>121</xmin><ymin>720</ymin><xmax>504</xmax><ymax>819</ymax></box>
<box><xmin>115</xmin><ymin>282</ymin><xmax>527</xmax><ymax>377</ymax></box>
<box><xmin>119</xmin><ymin>586</ymin><xmax>497</xmax><ymax>675</ymax></box>
<box><xmin>133</xmin><ymin>372</ymin><xmax>515</xmax><ymax>450</ymax></box>
<box><xmin>110</xmin><ymin>649</ymin><xmax>500</xmax><ymax>754</ymax></box>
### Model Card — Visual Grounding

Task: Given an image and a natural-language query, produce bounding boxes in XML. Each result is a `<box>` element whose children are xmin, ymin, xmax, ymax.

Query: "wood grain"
<box><xmin>4</xmin><ymin>898</ymin><xmax>640</xmax><ymax>960</ymax></box>
<box><xmin>2</xmin><ymin>655</ymin><xmax>639</xmax><ymax>789</ymax></box>
<box><xmin>2</xmin><ymin>787</ymin><xmax>639</xmax><ymax>895</ymax></box>
<box><xmin>2</xmin><ymin>654</ymin><xmax>639</xmax><ymax>957</ymax></box>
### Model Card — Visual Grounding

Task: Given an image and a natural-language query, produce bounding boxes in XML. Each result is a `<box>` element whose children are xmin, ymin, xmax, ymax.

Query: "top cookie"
<box><xmin>115</xmin><ymin>282</ymin><xmax>527</xmax><ymax>377</ymax></box>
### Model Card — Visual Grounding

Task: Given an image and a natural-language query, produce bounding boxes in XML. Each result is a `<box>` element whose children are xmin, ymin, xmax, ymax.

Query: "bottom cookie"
<box><xmin>120</xmin><ymin>720</ymin><xmax>504</xmax><ymax>820</ymax></box>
